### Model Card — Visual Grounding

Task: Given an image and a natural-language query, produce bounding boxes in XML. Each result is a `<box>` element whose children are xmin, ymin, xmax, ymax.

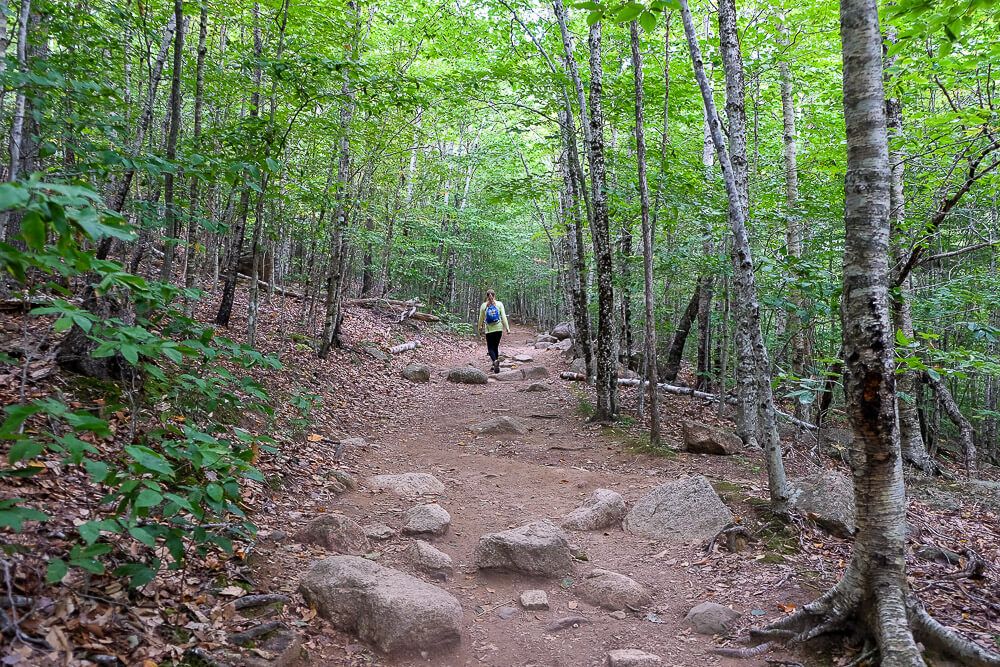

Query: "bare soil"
<box><xmin>252</xmin><ymin>325</ymin><xmax>813</xmax><ymax>666</ymax></box>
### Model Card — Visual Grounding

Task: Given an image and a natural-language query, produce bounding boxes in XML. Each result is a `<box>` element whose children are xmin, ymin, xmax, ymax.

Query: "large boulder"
<box><xmin>475</xmin><ymin>520</ymin><xmax>573</xmax><ymax>578</ymax></box>
<box><xmin>788</xmin><ymin>470</ymin><xmax>856</xmax><ymax>537</ymax></box>
<box><xmin>368</xmin><ymin>473</ymin><xmax>445</xmax><ymax>497</ymax></box>
<box><xmin>523</xmin><ymin>365</ymin><xmax>550</xmax><ymax>380</ymax></box>
<box><xmin>561</xmin><ymin>489</ymin><xmax>626</xmax><ymax>531</ymax></box>
<box><xmin>537</xmin><ymin>334</ymin><xmax>558</xmax><ymax>344</ymax></box>
<box><xmin>568</xmin><ymin>358</ymin><xmax>587</xmax><ymax>376</ymax></box>
<box><xmin>446</xmin><ymin>367</ymin><xmax>488</xmax><ymax>385</ymax></box>
<box><xmin>623</xmin><ymin>476</ymin><xmax>732</xmax><ymax>545</ymax></box>
<box><xmin>471</xmin><ymin>416</ymin><xmax>530</xmax><ymax>436</ymax></box>
<box><xmin>402</xmin><ymin>503</ymin><xmax>451</xmax><ymax>536</ymax></box>
<box><xmin>577</xmin><ymin>569</ymin><xmax>650</xmax><ymax>610</ymax></box>
<box><xmin>551</xmin><ymin>338</ymin><xmax>574</xmax><ymax>352</ymax></box>
<box><xmin>293</xmin><ymin>515</ymin><xmax>371</xmax><ymax>554</ymax></box>
<box><xmin>551</xmin><ymin>322</ymin><xmax>576</xmax><ymax>340</ymax></box>
<box><xmin>682</xmin><ymin>420</ymin><xmax>743</xmax><ymax>456</ymax></box>
<box><xmin>299</xmin><ymin>555</ymin><xmax>462</xmax><ymax>655</ymax></box>
<box><xmin>401</xmin><ymin>363</ymin><xmax>431</xmax><ymax>383</ymax></box>
<box><xmin>407</xmin><ymin>540</ymin><xmax>454</xmax><ymax>581</ymax></box>
<box><xmin>684</xmin><ymin>602</ymin><xmax>741</xmax><ymax>635</ymax></box>
<box><xmin>495</xmin><ymin>369</ymin><xmax>525</xmax><ymax>382</ymax></box>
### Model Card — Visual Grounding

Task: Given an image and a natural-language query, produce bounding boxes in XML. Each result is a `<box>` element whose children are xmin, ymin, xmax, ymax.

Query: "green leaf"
<box><xmin>0</xmin><ymin>183</ymin><xmax>29</xmax><ymax>210</ymax></box>
<box><xmin>587</xmin><ymin>10</ymin><xmax>602</xmax><ymax>25</ymax></box>
<box><xmin>206</xmin><ymin>483</ymin><xmax>224</xmax><ymax>502</ymax></box>
<box><xmin>46</xmin><ymin>559</ymin><xmax>68</xmax><ymax>584</ymax></box>
<box><xmin>85</xmin><ymin>459</ymin><xmax>110</xmax><ymax>483</ymax></box>
<box><xmin>638</xmin><ymin>10</ymin><xmax>657</xmax><ymax>32</ymax></box>
<box><xmin>135</xmin><ymin>488</ymin><xmax>163</xmax><ymax>509</ymax></box>
<box><xmin>8</xmin><ymin>440</ymin><xmax>44</xmax><ymax>464</ymax></box>
<box><xmin>125</xmin><ymin>445</ymin><xmax>175</xmax><ymax>477</ymax></box>
<box><xmin>113</xmin><ymin>562</ymin><xmax>158</xmax><ymax>588</ymax></box>
<box><xmin>0</xmin><ymin>499</ymin><xmax>49</xmax><ymax>530</ymax></box>
<box><xmin>128</xmin><ymin>526</ymin><xmax>158</xmax><ymax>547</ymax></box>
<box><xmin>615</xmin><ymin>3</ymin><xmax>643</xmax><ymax>21</ymax></box>
<box><xmin>120</xmin><ymin>344</ymin><xmax>139</xmax><ymax>365</ymax></box>
<box><xmin>20</xmin><ymin>212</ymin><xmax>46</xmax><ymax>250</ymax></box>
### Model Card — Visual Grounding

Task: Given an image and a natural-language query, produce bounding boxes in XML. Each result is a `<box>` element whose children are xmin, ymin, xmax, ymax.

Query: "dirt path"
<box><xmin>254</xmin><ymin>325</ymin><xmax>805</xmax><ymax>666</ymax></box>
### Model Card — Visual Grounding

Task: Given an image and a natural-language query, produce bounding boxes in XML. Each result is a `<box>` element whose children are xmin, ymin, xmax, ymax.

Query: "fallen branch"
<box><xmin>409</xmin><ymin>312</ymin><xmax>440</xmax><ymax>322</ymax></box>
<box><xmin>389</xmin><ymin>340</ymin><xmax>421</xmax><ymax>354</ymax></box>
<box><xmin>348</xmin><ymin>297</ymin><xmax>424</xmax><ymax>309</ymax></box>
<box><xmin>559</xmin><ymin>372</ymin><xmax>817</xmax><ymax>431</ymax></box>
<box><xmin>232</xmin><ymin>273</ymin><xmax>303</xmax><ymax>299</ymax></box>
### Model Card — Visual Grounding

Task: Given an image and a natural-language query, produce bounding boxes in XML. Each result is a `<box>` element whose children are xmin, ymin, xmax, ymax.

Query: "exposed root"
<box><xmin>909</xmin><ymin>599</ymin><xmax>1000</xmax><ymax>667</ymax></box>
<box><xmin>711</xmin><ymin>640</ymin><xmax>775</xmax><ymax>658</ymax></box>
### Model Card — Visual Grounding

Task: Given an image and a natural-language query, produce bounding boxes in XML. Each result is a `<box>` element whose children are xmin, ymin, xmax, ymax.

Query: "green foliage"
<box><xmin>0</xmin><ymin>178</ymin><xmax>277</xmax><ymax>589</ymax></box>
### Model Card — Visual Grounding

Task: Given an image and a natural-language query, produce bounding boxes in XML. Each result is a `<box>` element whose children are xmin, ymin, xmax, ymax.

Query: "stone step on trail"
<box><xmin>401</xmin><ymin>503</ymin><xmax>451</xmax><ymax>536</ymax></box>
<box><xmin>623</xmin><ymin>475</ymin><xmax>733</xmax><ymax>545</ymax></box>
<box><xmin>292</xmin><ymin>515</ymin><xmax>371</xmax><ymax>554</ymax></box>
<box><xmin>299</xmin><ymin>555</ymin><xmax>462</xmax><ymax>655</ymax></box>
<box><xmin>367</xmin><ymin>472</ymin><xmax>445</xmax><ymax>497</ymax></box>
<box><xmin>475</xmin><ymin>520</ymin><xmax>574</xmax><ymax>578</ymax></box>
<box><xmin>577</xmin><ymin>569</ymin><xmax>650</xmax><ymax>611</ymax></box>
<box><xmin>561</xmin><ymin>488</ymin><xmax>626</xmax><ymax>531</ymax></box>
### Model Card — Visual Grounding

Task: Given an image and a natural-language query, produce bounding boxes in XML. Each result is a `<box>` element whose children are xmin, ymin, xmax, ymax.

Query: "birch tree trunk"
<box><xmin>159</xmin><ymin>0</ymin><xmax>185</xmax><ymax>282</ymax></box>
<box><xmin>630</xmin><ymin>20</ymin><xmax>661</xmax><ymax>445</ymax></box>
<box><xmin>182</xmin><ymin>0</ymin><xmax>209</xmax><ymax>300</ymax></box>
<box><xmin>586</xmin><ymin>20</ymin><xmax>618</xmax><ymax>421</ymax></box>
<box><xmin>682</xmin><ymin>0</ymin><xmax>789</xmax><ymax>504</ymax></box>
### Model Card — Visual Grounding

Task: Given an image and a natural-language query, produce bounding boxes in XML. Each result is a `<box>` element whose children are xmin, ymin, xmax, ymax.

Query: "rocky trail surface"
<box><xmin>244</xmin><ymin>325</ymin><xmax>816</xmax><ymax>667</ymax></box>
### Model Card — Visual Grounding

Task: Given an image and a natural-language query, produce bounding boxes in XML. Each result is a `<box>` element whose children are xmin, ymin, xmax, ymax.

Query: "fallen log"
<box><xmin>389</xmin><ymin>340</ymin><xmax>421</xmax><ymax>354</ymax></box>
<box><xmin>348</xmin><ymin>297</ymin><xmax>424</xmax><ymax>309</ymax></box>
<box><xmin>409</xmin><ymin>312</ymin><xmax>441</xmax><ymax>322</ymax></box>
<box><xmin>233</xmin><ymin>273</ymin><xmax>304</xmax><ymax>299</ymax></box>
<box><xmin>559</xmin><ymin>372</ymin><xmax>817</xmax><ymax>431</ymax></box>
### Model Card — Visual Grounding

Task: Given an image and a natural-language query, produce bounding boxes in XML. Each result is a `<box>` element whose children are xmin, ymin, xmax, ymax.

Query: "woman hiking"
<box><xmin>478</xmin><ymin>289</ymin><xmax>511</xmax><ymax>373</ymax></box>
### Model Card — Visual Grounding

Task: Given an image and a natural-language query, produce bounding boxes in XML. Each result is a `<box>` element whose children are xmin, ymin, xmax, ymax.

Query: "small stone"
<box><xmin>608</xmin><ymin>610</ymin><xmax>627</xmax><ymax>620</ymax></box>
<box><xmin>519</xmin><ymin>590</ymin><xmax>549</xmax><ymax>611</ymax></box>
<box><xmin>475</xmin><ymin>520</ymin><xmax>574</xmax><ymax>578</ymax></box>
<box><xmin>544</xmin><ymin>615</ymin><xmax>590</xmax><ymax>633</ymax></box>
<box><xmin>368</xmin><ymin>473</ymin><xmax>445</xmax><ymax>497</ymax></box>
<box><xmin>338</xmin><ymin>436</ymin><xmax>367</xmax><ymax>449</ymax></box>
<box><xmin>497</xmin><ymin>606</ymin><xmax>517</xmax><ymax>620</ymax></box>
<box><xmin>363</xmin><ymin>524</ymin><xmax>396</xmax><ymax>541</ymax></box>
<box><xmin>402</xmin><ymin>503</ymin><xmax>451</xmax><ymax>536</ymax></box>
<box><xmin>402</xmin><ymin>363</ymin><xmax>431</xmax><ymax>383</ymax></box>
<box><xmin>293</xmin><ymin>515</ymin><xmax>371</xmax><ymax>554</ymax></box>
<box><xmin>577</xmin><ymin>569</ymin><xmax>650</xmax><ymax>611</ymax></box>
<box><xmin>471</xmin><ymin>416</ymin><xmax>530</xmax><ymax>436</ymax></box>
<box><xmin>514</xmin><ymin>353</ymin><xmax>534</xmax><ymax>362</ymax></box>
<box><xmin>330</xmin><ymin>469</ymin><xmax>356</xmax><ymax>490</ymax></box>
<box><xmin>562</xmin><ymin>489</ymin><xmax>627</xmax><ymax>531</ymax></box>
<box><xmin>522</xmin><ymin>365</ymin><xmax>550</xmax><ymax>379</ymax></box>
<box><xmin>495</xmin><ymin>369</ymin><xmax>526</xmax><ymax>382</ymax></box>
<box><xmin>407</xmin><ymin>540</ymin><xmax>454</xmax><ymax>580</ymax></box>
<box><xmin>682</xmin><ymin>420</ymin><xmax>743</xmax><ymax>455</ymax></box>
<box><xmin>606</xmin><ymin>649</ymin><xmax>662</xmax><ymax>666</ymax></box>
<box><xmin>684</xmin><ymin>602</ymin><xmax>741</xmax><ymax>635</ymax></box>
<box><xmin>524</xmin><ymin>382</ymin><xmax>549</xmax><ymax>392</ymax></box>
<box><xmin>535</xmin><ymin>342</ymin><xmax>552</xmax><ymax>350</ymax></box>
<box><xmin>446</xmin><ymin>366</ymin><xmax>488</xmax><ymax>385</ymax></box>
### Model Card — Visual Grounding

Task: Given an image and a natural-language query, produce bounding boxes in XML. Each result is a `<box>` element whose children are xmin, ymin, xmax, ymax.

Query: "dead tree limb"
<box><xmin>389</xmin><ymin>340</ymin><xmax>421</xmax><ymax>354</ymax></box>
<box><xmin>924</xmin><ymin>371</ymin><xmax>977</xmax><ymax>475</ymax></box>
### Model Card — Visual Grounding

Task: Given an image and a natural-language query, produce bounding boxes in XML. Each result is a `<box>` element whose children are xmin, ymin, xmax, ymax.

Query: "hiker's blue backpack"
<box><xmin>485</xmin><ymin>303</ymin><xmax>500</xmax><ymax>325</ymax></box>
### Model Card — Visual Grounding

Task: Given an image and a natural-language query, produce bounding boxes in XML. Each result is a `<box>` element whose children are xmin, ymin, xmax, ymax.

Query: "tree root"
<box><xmin>711</xmin><ymin>640</ymin><xmax>775</xmax><ymax>658</ymax></box>
<box><xmin>909</xmin><ymin>599</ymin><xmax>1000</xmax><ymax>667</ymax></box>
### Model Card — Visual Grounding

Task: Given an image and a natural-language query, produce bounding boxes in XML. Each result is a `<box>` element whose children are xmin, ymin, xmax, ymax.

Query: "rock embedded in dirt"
<box><xmin>338</xmin><ymin>436</ymin><xmax>368</xmax><ymax>449</ymax></box>
<box><xmin>551</xmin><ymin>338</ymin><xmax>574</xmax><ymax>352</ymax></box>
<box><xmin>407</xmin><ymin>539</ymin><xmax>454</xmax><ymax>580</ymax></box>
<box><xmin>577</xmin><ymin>569</ymin><xmax>650</xmax><ymax>611</ymax></box>
<box><xmin>551</xmin><ymin>322</ymin><xmax>575</xmax><ymax>340</ymax></box>
<box><xmin>623</xmin><ymin>475</ymin><xmax>733</xmax><ymax>545</ymax></box>
<box><xmin>524</xmin><ymin>382</ymin><xmax>549</xmax><ymax>392</ymax></box>
<box><xmin>519</xmin><ymin>589</ymin><xmax>549</xmax><ymax>610</ymax></box>
<box><xmin>402</xmin><ymin>363</ymin><xmax>431</xmax><ymax>383</ymax></box>
<box><xmin>293</xmin><ymin>514</ymin><xmax>371</xmax><ymax>554</ymax></box>
<box><xmin>330</xmin><ymin>469</ymin><xmax>357</xmax><ymax>490</ymax></box>
<box><xmin>914</xmin><ymin>544</ymin><xmax>962</xmax><ymax>565</ymax></box>
<box><xmin>365</xmin><ymin>346</ymin><xmax>390</xmax><ymax>362</ymax></box>
<box><xmin>368</xmin><ymin>472</ymin><xmax>445</xmax><ymax>497</ymax></box>
<box><xmin>471</xmin><ymin>416</ymin><xmax>530</xmax><ymax>436</ymax></box>
<box><xmin>446</xmin><ymin>366</ymin><xmax>488</xmax><ymax>385</ymax></box>
<box><xmin>568</xmin><ymin>358</ymin><xmax>587</xmax><ymax>375</ymax></box>
<box><xmin>537</xmin><ymin>334</ymin><xmax>558</xmax><ymax>344</ymax></box>
<box><xmin>364</xmin><ymin>524</ymin><xmax>396</xmax><ymax>541</ymax></box>
<box><xmin>684</xmin><ymin>602</ymin><xmax>741</xmax><ymax>635</ymax></box>
<box><xmin>535</xmin><ymin>342</ymin><xmax>553</xmax><ymax>350</ymax></box>
<box><xmin>475</xmin><ymin>520</ymin><xmax>574</xmax><ymax>578</ymax></box>
<box><xmin>402</xmin><ymin>503</ymin><xmax>451</xmax><ymax>536</ymax></box>
<box><xmin>561</xmin><ymin>488</ymin><xmax>627</xmax><ymax>531</ymax></box>
<box><xmin>544</xmin><ymin>615</ymin><xmax>591</xmax><ymax>632</ymax></box>
<box><xmin>681</xmin><ymin>420</ymin><xmax>743</xmax><ymax>456</ymax></box>
<box><xmin>495</xmin><ymin>369</ymin><xmax>526</xmax><ymax>382</ymax></box>
<box><xmin>788</xmin><ymin>470</ymin><xmax>856</xmax><ymax>537</ymax></box>
<box><xmin>522</xmin><ymin>365</ymin><xmax>550</xmax><ymax>379</ymax></box>
<box><xmin>606</xmin><ymin>649</ymin><xmax>662</xmax><ymax>666</ymax></box>
<box><xmin>608</xmin><ymin>610</ymin><xmax>627</xmax><ymax>620</ymax></box>
<box><xmin>514</xmin><ymin>353</ymin><xmax>534</xmax><ymax>362</ymax></box>
<box><xmin>299</xmin><ymin>555</ymin><xmax>462</xmax><ymax>655</ymax></box>
<box><xmin>497</xmin><ymin>606</ymin><xmax>518</xmax><ymax>620</ymax></box>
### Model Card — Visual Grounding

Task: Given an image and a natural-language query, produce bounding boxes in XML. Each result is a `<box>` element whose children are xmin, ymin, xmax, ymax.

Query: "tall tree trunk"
<box><xmin>159</xmin><ymin>0</ymin><xmax>185</xmax><ymax>282</ymax></box>
<box><xmin>630</xmin><ymin>20</ymin><xmax>661</xmax><ymax>445</ymax></box>
<box><xmin>215</xmin><ymin>3</ymin><xmax>263</xmax><ymax>326</ymax></box>
<box><xmin>182</xmin><ymin>0</ymin><xmax>209</xmax><ymax>301</ymax></box>
<box><xmin>682</xmin><ymin>0</ymin><xmax>790</xmax><ymax>504</ymax></box>
<box><xmin>662</xmin><ymin>280</ymin><xmax>700</xmax><ymax>383</ymax></box>
<box><xmin>318</xmin><ymin>2</ymin><xmax>359</xmax><ymax>358</ymax></box>
<box><xmin>586</xmin><ymin>20</ymin><xmax>618</xmax><ymax>421</ymax></box>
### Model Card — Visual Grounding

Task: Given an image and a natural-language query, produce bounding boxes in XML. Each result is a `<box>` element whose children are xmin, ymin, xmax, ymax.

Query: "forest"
<box><xmin>0</xmin><ymin>0</ymin><xmax>999</xmax><ymax>664</ymax></box>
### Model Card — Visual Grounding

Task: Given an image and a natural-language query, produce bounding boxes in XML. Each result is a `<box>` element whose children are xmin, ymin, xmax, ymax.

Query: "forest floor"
<box><xmin>2</xmin><ymin>293</ymin><xmax>999</xmax><ymax>667</ymax></box>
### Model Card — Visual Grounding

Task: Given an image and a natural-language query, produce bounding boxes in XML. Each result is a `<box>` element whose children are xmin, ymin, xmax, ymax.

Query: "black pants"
<box><xmin>485</xmin><ymin>331</ymin><xmax>502</xmax><ymax>362</ymax></box>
